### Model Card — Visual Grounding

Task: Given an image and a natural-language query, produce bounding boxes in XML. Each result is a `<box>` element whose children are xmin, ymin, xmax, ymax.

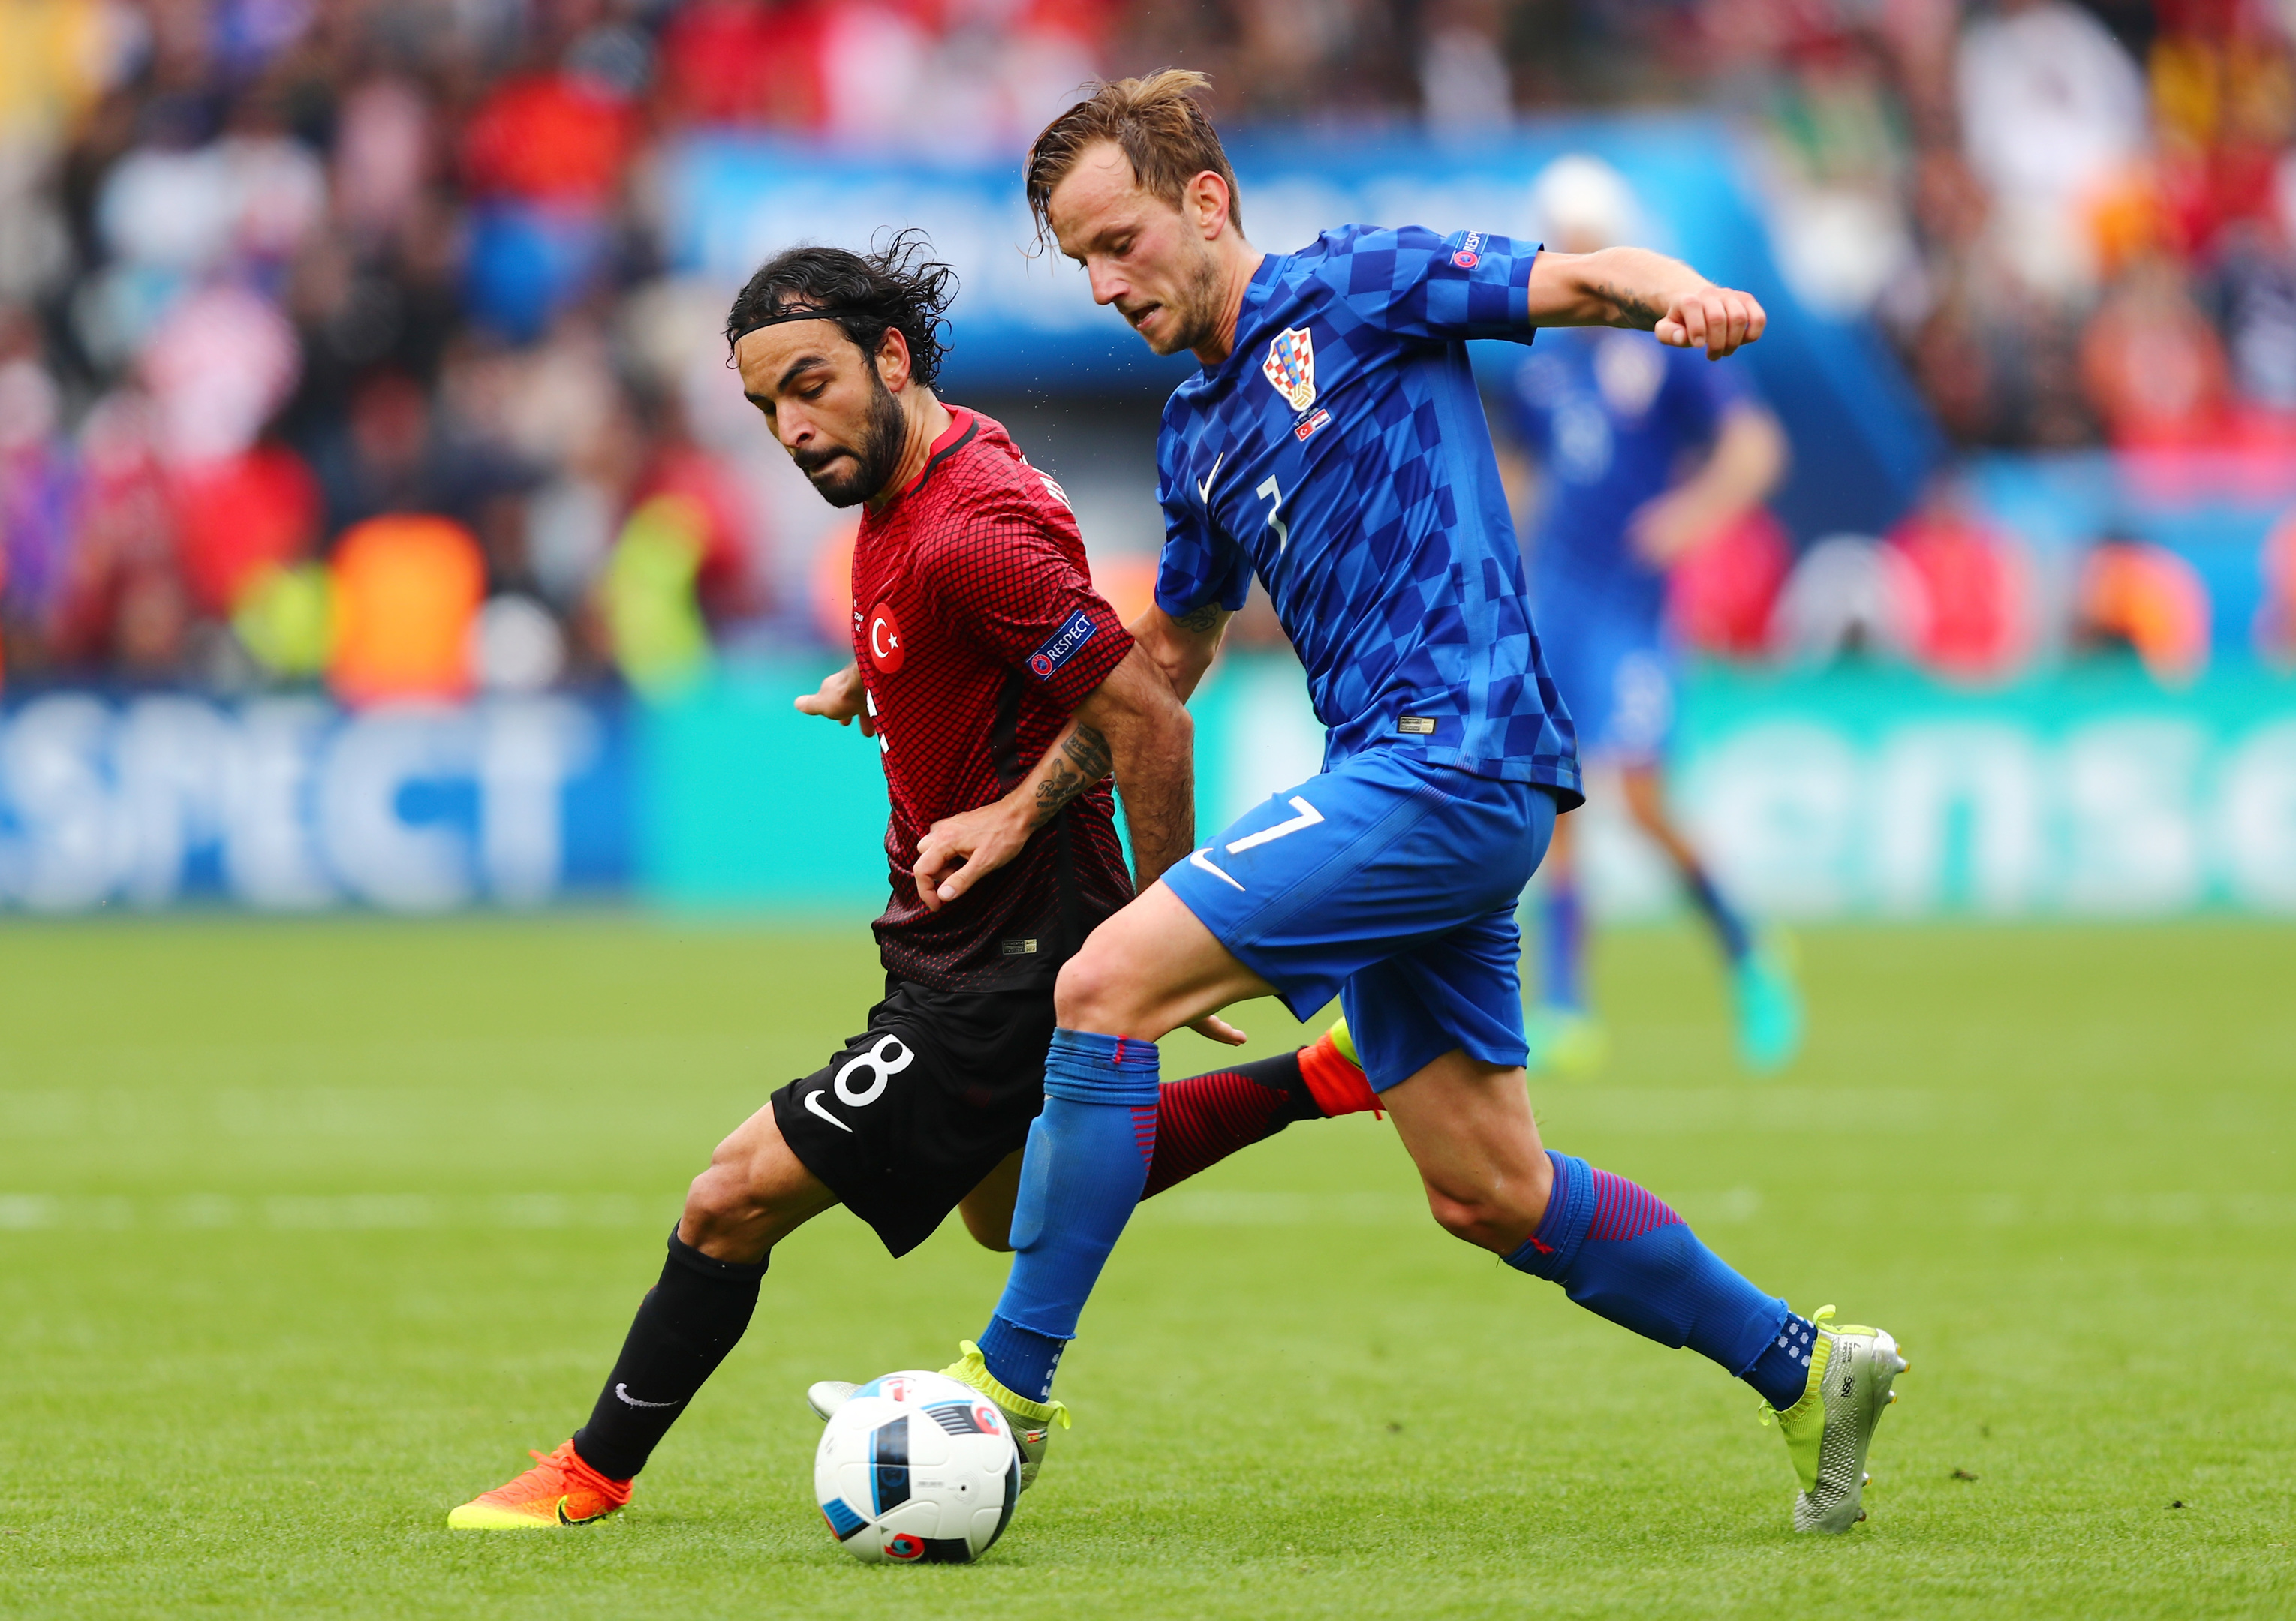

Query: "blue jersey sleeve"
<box><xmin>1153</xmin><ymin>432</ymin><xmax>1253</xmax><ymax>618</ymax></box>
<box><xmin>1302</xmin><ymin>224</ymin><xmax>1542</xmax><ymax>344</ymax></box>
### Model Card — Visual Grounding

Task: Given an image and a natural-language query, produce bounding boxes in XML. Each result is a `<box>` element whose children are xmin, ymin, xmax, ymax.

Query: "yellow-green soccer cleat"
<box><xmin>939</xmin><ymin>1341</ymin><xmax>1070</xmax><ymax>1491</ymax></box>
<box><xmin>808</xmin><ymin>1343</ymin><xmax>1073</xmax><ymax>1492</ymax></box>
<box><xmin>1762</xmin><ymin>1306</ymin><xmax>1908</xmax><ymax>1532</ymax></box>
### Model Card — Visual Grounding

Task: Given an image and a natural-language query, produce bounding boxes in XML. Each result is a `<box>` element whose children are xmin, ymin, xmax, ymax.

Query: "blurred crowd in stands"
<box><xmin>1</xmin><ymin>0</ymin><xmax>2294</xmax><ymax>698</ymax></box>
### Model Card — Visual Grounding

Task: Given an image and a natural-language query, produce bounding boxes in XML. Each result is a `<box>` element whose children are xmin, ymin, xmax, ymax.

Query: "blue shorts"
<box><xmin>1539</xmin><ymin>607</ymin><xmax>1676</xmax><ymax>764</ymax></box>
<box><xmin>1162</xmin><ymin>747</ymin><xmax>1556</xmax><ymax>1093</ymax></box>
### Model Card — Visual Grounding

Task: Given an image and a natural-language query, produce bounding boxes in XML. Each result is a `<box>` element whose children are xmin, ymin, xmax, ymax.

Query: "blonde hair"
<box><xmin>1025</xmin><ymin>69</ymin><xmax>1242</xmax><ymax>246</ymax></box>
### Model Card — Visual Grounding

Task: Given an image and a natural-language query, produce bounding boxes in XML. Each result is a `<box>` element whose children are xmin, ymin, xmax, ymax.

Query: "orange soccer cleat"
<box><xmin>1297</xmin><ymin>1016</ymin><xmax>1383</xmax><ymax>1118</ymax></box>
<box><xmin>447</xmin><ymin>1439</ymin><xmax>633</xmax><ymax>1529</ymax></box>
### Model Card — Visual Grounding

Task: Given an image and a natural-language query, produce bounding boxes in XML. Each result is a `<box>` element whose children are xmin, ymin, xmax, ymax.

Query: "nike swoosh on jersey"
<box><xmin>1196</xmin><ymin>451</ymin><xmax>1224</xmax><ymax>505</ymax></box>
<box><xmin>1188</xmin><ymin>847</ymin><xmax>1245</xmax><ymax>891</ymax></box>
<box><xmin>804</xmin><ymin>1090</ymin><xmax>854</xmax><ymax>1133</ymax></box>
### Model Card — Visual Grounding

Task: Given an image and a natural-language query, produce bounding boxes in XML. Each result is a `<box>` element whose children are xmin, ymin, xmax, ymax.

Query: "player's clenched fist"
<box><xmin>1655</xmin><ymin>284</ymin><xmax>1766</xmax><ymax>360</ymax></box>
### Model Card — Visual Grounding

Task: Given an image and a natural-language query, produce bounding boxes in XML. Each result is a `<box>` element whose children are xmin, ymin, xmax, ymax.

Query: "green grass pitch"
<box><xmin>2</xmin><ymin>915</ymin><xmax>2291</xmax><ymax>1619</ymax></box>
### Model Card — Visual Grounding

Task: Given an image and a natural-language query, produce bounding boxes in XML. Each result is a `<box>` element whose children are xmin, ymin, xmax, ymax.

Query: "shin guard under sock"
<box><xmin>1505</xmin><ymin>1151</ymin><xmax>1786</xmax><ymax>1382</ymax></box>
<box><xmin>980</xmin><ymin>1030</ymin><xmax>1159</xmax><ymax>1391</ymax></box>
<box><xmin>571</xmin><ymin>1231</ymin><xmax>766</xmax><ymax>1481</ymax></box>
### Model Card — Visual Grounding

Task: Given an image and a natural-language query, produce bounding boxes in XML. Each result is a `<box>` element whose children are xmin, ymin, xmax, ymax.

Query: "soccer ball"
<box><xmin>814</xmin><ymin>1370</ymin><xmax>1019</xmax><ymax>1563</ymax></box>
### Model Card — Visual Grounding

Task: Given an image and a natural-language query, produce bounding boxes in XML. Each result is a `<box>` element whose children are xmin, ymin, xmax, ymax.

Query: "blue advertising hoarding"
<box><xmin>0</xmin><ymin>694</ymin><xmax>630</xmax><ymax>911</ymax></box>
<box><xmin>8</xmin><ymin>659</ymin><xmax>2290</xmax><ymax>918</ymax></box>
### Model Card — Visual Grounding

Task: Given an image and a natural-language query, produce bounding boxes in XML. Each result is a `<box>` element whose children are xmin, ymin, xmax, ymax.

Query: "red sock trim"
<box><xmin>1584</xmin><ymin>1168</ymin><xmax>1681</xmax><ymax>1242</ymax></box>
<box><xmin>1296</xmin><ymin>1033</ymin><xmax>1382</xmax><ymax>1119</ymax></box>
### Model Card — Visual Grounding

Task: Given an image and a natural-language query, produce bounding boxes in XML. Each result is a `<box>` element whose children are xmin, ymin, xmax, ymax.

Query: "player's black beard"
<box><xmin>796</xmin><ymin>370</ymin><xmax>907</xmax><ymax>507</ymax></box>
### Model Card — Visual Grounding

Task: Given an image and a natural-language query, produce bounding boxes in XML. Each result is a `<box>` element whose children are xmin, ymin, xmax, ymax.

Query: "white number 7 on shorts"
<box><xmin>1225</xmin><ymin>795</ymin><xmax>1324</xmax><ymax>854</ymax></box>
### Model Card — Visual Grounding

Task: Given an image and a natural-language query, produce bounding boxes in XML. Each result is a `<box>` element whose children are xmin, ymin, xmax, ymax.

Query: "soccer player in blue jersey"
<box><xmin>904</xmin><ymin>71</ymin><xmax>1906</xmax><ymax>1533</ymax></box>
<box><xmin>1508</xmin><ymin>155</ymin><xmax>1803</xmax><ymax>1077</ymax></box>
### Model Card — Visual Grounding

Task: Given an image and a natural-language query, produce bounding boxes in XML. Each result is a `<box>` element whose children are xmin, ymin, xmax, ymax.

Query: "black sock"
<box><xmin>570</xmin><ymin>1231</ymin><xmax>767</xmax><ymax>1480</ymax></box>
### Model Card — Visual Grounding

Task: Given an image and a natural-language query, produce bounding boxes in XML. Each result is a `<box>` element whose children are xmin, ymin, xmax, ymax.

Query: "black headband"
<box><xmin>730</xmin><ymin>305</ymin><xmax>868</xmax><ymax>344</ymax></box>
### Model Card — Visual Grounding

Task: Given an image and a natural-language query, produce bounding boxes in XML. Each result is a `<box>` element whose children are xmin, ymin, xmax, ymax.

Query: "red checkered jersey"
<box><xmin>853</xmin><ymin>408</ymin><xmax>1136</xmax><ymax>991</ymax></box>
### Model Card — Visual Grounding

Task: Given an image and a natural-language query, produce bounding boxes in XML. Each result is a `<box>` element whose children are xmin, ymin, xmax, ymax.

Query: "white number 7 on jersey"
<box><xmin>1256</xmin><ymin>475</ymin><xmax>1289</xmax><ymax>549</ymax></box>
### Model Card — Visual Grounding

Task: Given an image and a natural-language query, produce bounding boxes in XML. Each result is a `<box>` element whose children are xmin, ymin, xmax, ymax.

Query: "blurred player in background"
<box><xmin>1509</xmin><ymin>155</ymin><xmax>1803</xmax><ymax>1077</ymax></box>
<box><xmin>447</xmin><ymin>236</ymin><xmax>1377</xmax><ymax>1530</ymax></box>
<box><xmin>907</xmin><ymin>72</ymin><xmax>1903</xmax><ymax>1537</ymax></box>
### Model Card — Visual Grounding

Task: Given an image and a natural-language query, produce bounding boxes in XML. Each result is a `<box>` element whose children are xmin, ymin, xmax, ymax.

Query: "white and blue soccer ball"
<box><xmin>814</xmin><ymin>1370</ymin><xmax>1019</xmax><ymax>1563</ymax></box>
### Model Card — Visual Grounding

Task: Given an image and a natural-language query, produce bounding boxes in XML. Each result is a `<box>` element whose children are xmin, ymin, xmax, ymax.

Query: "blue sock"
<box><xmin>1506</xmin><ymin>1151</ymin><xmax>1787</xmax><ymax>1386</ymax></box>
<box><xmin>1685</xmin><ymin>866</ymin><xmax>1753</xmax><ymax>964</ymax></box>
<box><xmin>1743</xmin><ymin>1310</ymin><xmax>1820</xmax><ymax>1409</ymax></box>
<box><xmin>978</xmin><ymin>1030</ymin><xmax>1160</xmax><ymax>1397</ymax></box>
<box><xmin>1542</xmin><ymin>878</ymin><xmax>1586</xmax><ymax>1011</ymax></box>
<box><xmin>976</xmin><ymin>1314</ymin><xmax>1066</xmax><ymax>1404</ymax></box>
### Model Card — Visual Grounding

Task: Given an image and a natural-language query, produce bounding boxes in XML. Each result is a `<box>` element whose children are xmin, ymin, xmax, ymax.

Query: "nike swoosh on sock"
<box><xmin>613</xmin><ymin>1383</ymin><xmax>683</xmax><ymax>1409</ymax></box>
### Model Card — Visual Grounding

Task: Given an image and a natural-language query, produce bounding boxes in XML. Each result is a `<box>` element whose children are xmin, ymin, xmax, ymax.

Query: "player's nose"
<box><xmin>1085</xmin><ymin>258</ymin><xmax>1127</xmax><ymax>308</ymax></box>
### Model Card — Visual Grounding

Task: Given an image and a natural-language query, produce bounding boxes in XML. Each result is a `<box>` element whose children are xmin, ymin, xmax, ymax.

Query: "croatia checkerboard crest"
<box><xmin>1262</xmin><ymin>325</ymin><xmax>1317</xmax><ymax>412</ymax></box>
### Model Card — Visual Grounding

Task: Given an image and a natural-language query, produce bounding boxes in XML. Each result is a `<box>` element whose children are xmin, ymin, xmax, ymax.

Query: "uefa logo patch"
<box><xmin>1262</xmin><ymin>325</ymin><xmax>1317</xmax><ymax>412</ymax></box>
<box><xmin>1452</xmin><ymin>230</ymin><xmax>1485</xmax><ymax>269</ymax></box>
<box><xmin>1028</xmin><ymin>609</ymin><xmax>1097</xmax><ymax>678</ymax></box>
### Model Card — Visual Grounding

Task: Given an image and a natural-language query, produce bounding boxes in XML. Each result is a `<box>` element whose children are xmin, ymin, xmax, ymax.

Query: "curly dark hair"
<box><xmin>724</xmin><ymin>230</ymin><xmax>958</xmax><ymax>389</ymax></box>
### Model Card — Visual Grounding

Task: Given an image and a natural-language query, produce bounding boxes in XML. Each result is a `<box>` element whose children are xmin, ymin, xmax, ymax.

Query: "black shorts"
<box><xmin>772</xmin><ymin>974</ymin><xmax>1057</xmax><ymax>1257</ymax></box>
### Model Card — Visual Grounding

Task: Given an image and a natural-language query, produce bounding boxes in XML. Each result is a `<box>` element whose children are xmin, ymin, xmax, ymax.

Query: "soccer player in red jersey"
<box><xmin>447</xmin><ymin>234</ymin><xmax>1377</xmax><ymax>1529</ymax></box>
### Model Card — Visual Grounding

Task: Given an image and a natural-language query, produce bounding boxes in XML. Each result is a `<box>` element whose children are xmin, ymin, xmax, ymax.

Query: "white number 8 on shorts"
<box><xmin>834</xmin><ymin>1033</ymin><xmax>914</xmax><ymax>1108</ymax></box>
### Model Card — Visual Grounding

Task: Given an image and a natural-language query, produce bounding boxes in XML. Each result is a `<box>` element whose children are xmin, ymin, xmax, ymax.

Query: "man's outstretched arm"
<box><xmin>912</xmin><ymin>642</ymin><xmax>1193</xmax><ymax>910</ymax></box>
<box><xmin>1525</xmin><ymin>248</ymin><xmax>1768</xmax><ymax>359</ymax></box>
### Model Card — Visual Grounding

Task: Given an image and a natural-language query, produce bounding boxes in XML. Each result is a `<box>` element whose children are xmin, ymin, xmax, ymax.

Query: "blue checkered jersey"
<box><xmin>1154</xmin><ymin>224</ymin><xmax>1581</xmax><ymax>806</ymax></box>
<box><xmin>1511</xmin><ymin>328</ymin><xmax>1747</xmax><ymax>632</ymax></box>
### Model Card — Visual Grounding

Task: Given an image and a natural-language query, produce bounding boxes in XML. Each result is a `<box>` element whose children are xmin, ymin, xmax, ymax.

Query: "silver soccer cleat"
<box><xmin>805</xmin><ymin>1379</ymin><xmax>858</xmax><ymax>1421</ymax></box>
<box><xmin>1765</xmin><ymin>1307</ymin><xmax>1909</xmax><ymax>1533</ymax></box>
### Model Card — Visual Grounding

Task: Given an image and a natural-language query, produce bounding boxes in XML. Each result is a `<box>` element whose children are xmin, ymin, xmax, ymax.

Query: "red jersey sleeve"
<box><xmin>925</xmin><ymin>512</ymin><xmax>1134</xmax><ymax>711</ymax></box>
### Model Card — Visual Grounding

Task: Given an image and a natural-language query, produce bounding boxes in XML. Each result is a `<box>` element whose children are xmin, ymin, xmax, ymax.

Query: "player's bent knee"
<box><xmin>1052</xmin><ymin>943</ymin><xmax>1132</xmax><ymax>1032</ymax></box>
<box><xmin>1423</xmin><ymin>1186</ymin><xmax>1540</xmax><ymax>1254</ymax></box>
<box><xmin>682</xmin><ymin>1161</ymin><xmax>762</xmax><ymax>1241</ymax></box>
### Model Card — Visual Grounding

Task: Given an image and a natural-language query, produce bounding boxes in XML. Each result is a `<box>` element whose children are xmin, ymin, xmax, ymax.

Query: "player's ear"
<box><xmin>1188</xmin><ymin>170</ymin><xmax>1235</xmax><ymax>241</ymax></box>
<box><xmin>873</xmin><ymin>326</ymin><xmax>915</xmax><ymax>395</ymax></box>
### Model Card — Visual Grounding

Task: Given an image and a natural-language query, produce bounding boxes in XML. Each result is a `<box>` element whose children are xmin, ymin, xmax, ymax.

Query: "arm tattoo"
<box><xmin>1589</xmin><ymin>279</ymin><xmax>1664</xmax><ymax>329</ymax></box>
<box><xmin>1032</xmin><ymin>723</ymin><xmax>1111</xmax><ymax>822</ymax></box>
<box><xmin>1174</xmin><ymin>601</ymin><xmax>1225</xmax><ymax>633</ymax></box>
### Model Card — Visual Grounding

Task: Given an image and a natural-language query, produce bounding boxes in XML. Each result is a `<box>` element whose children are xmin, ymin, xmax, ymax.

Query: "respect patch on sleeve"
<box><xmin>1028</xmin><ymin>610</ymin><xmax>1099</xmax><ymax>678</ymax></box>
